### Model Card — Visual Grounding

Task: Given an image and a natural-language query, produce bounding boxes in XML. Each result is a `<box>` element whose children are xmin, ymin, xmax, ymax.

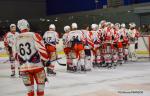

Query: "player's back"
<box><xmin>62</xmin><ymin>33</ymin><xmax>68</xmax><ymax>43</ymax></box>
<box><xmin>43</xmin><ymin>31</ymin><xmax>58</xmax><ymax>44</ymax></box>
<box><xmin>15</xmin><ymin>32</ymin><xmax>43</xmax><ymax>71</ymax></box>
<box><xmin>68</xmin><ymin>30</ymin><xmax>83</xmax><ymax>42</ymax></box>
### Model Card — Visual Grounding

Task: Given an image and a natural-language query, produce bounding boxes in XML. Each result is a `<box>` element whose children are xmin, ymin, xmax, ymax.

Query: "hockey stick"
<box><xmin>0</xmin><ymin>59</ymin><xmax>9</xmax><ymax>64</ymax></box>
<box><xmin>51</xmin><ymin>56</ymin><xmax>66</xmax><ymax>66</ymax></box>
<box><xmin>47</xmin><ymin>42</ymin><xmax>67</xmax><ymax>66</ymax></box>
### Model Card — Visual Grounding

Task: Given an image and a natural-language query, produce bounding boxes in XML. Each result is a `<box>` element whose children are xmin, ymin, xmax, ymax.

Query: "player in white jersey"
<box><xmin>114</xmin><ymin>23</ymin><xmax>124</xmax><ymax>65</ymax></box>
<box><xmin>81</xmin><ymin>24</ymin><xmax>94</xmax><ymax>71</ymax></box>
<box><xmin>43</xmin><ymin>24</ymin><xmax>59</xmax><ymax>75</ymax></box>
<box><xmin>102</xmin><ymin>22</ymin><xmax>114</xmax><ymax>67</ymax></box>
<box><xmin>15</xmin><ymin>19</ymin><xmax>49</xmax><ymax>96</ymax></box>
<box><xmin>128</xmin><ymin>23</ymin><xmax>139</xmax><ymax>61</ymax></box>
<box><xmin>67</xmin><ymin>23</ymin><xmax>86</xmax><ymax>71</ymax></box>
<box><xmin>120</xmin><ymin>23</ymin><xmax>129</xmax><ymax>61</ymax></box>
<box><xmin>98</xmin><ymin>20</ymin><xmax>107</xmax><ymax>66</ymax></box>
<box><xmin>90</xmin><ymin>24</ymin><xmax>102</xmax><ymax>67</ymax></box>
<box><xmin>4</xmin><ymin>24</ymin><xmax>19</xmax><ymax>77</ymax></box>
<box><xmin>62</xmin><ymin>25</ymin><xmax>73</xmax><ymax>71</ymax></box>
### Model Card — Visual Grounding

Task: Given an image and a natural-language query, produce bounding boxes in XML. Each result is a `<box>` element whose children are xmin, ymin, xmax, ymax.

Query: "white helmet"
<box><xmin>49</xmin><ymin>24</ymin><xmax>56</xmax><ymax>30</ymax></box>
<box><xmin>17</xmin><ymin>19</ymin><xmax>29</xmax><ymax>31</ymax></box>
<box><xmin>10</xmin><ymin>24</ymin><xmax>16</xmax><ymax>28</ymax></box>
<box><xmin>110</xmin><ymin>23</ymin><xmax>114</xmax><ymax>28</ymax></box>
<box><xmin>121</xmin><ymin>23</ymin><xmax>126</xmax><ymax>28</ymax></box>
<box><xmin>71</xmin><ymin>23</ymin><xmax>78</xmax><ymax>29</ymax></box>
<box><xmin>91</xmin><ymin>24</ymin><xmax>98</xmax><ymax>31</ymax></box>
<box><xmin>99</xmin><ymin>20</ymin><xmax>106</xmax><ymax>27</ymax></box>
<box><xmin>64</xmin><ymin>25</ymin><xmax>70</xmax><ymax>32</ymax></box>
<box><xmin>115</xmin><ymin>23</ymin><xmax>120</xmax><ymax>28</ymax></box>
<box><xmin>106</xmin><ymin>22</ymin><xmax>111</xmax><ymax>26</ymax></box>
<box><xmin>129</xmin><ymin>22</ymin><xmax>136</xmax><ymax>28</ymax></box>
<box><xmin>100</xmin><ymin>20</ymin><xmax>106</xmax><ymax>25</ymax></box>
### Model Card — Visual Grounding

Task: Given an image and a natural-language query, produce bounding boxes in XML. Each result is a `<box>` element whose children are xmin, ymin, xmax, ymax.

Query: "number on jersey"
<box><xmin>19</xmin><ymin>42</ymin><xmax>32</xmax><ymax>56</ymax></box>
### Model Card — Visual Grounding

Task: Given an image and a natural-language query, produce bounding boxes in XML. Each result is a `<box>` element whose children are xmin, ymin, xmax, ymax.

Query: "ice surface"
<box><xmin>0</xmin><ymin>57</ymin><xmax>150</xmax><ymax>96</ymax></box>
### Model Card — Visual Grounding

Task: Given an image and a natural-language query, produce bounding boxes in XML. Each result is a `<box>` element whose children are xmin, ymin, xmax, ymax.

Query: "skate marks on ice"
<box><xmin>114</xmin><ymin>83</ymin><xmax>150</xmax><ymax>91</ymax></box>
<box><xmin>45</xmin><ymin>75</ymin><xmax>145</xmax><ymax>90</ymax></box>
<box><xmin>45</xmin><ymin>72</ymin><xmax>150</xmax><ymax>96</ymax></box>
<box><xmin>79</xmin><ymin>89</ymin><xmax>121</xmax><ymax>96</ymax></box>
<box><xmin>0</xmin><ymin>61</ymin><xmax>150</xmax><ymax>96</ymax></box>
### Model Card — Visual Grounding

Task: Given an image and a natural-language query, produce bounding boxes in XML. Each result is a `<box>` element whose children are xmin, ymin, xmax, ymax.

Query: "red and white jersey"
<box><xmin>62</xmin><ymin>32</ymin><xmax>70</xmax><ymax>48</ymax></box>
<box><xmin>104</xmin><ymin>27</ymin><xmax>113</xmax><ymax>43</ymax></box>
<box><xmin>120</xmin><ymin>28</ymin><xmax>128</xmax><ymax>42</ymax></box>
<box><xmin>43</xmin><ymin>31</ymin><xmax>59</xmax><ymax>45</ymax></box>
<box><xmin>99</xmin><ymin>28</ymin><xmax>105</xmax><ymax>38</ymax></box>
<box><xmin>15</xmin><ymin>32</ymin><xmax>49</xmax><ymax>72</ymax></box>
<box><xmin>120</xmin><ymin>28</ymin><xmax>127</xmax><ymax>36</ymax></box>
<box><xmin>4</xmin><ymin>32</ymin><xmax>19</xmax><ymax>47</ymax></box>
<box><xmin>90</xmin><ymin>30</ymin><xmax>101</xmax><ymax>44</ymax></box>
<box><xmin>81</xmin><ymin>30</ymin><xmax>94</xmax><ymax>49</ymax></box>
<box><xmin>112</xmin><ymin>28</ymin><xmax>120</xmax><ymax>43</ymax></box>
<box><xmin>67</xmin><ymin>30</ymin><xmax>85</xmax><ymax>43</ymax></box>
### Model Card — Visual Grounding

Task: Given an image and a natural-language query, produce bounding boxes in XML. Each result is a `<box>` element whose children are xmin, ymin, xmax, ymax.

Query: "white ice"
<box><xmin>0</xmin><ymin>57</ymin><xmax>150</xmax><ymax>96</ymax></box>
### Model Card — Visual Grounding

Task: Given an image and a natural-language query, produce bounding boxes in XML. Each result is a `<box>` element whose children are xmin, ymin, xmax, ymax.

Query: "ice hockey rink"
<box><xmin>0</xmin><ymin>56</ymin><xmax>150</xmax><ymax>96</ymax></box>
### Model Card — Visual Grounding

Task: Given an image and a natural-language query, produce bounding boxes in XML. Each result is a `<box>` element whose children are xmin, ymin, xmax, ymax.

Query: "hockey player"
<box><xmin>98</xmin><ymin>20</ymin><xmax>107</xmax><ymax>66</ymax></box>
<box><xmin>128</xmin><ymin>23</ymin><xmax>138</xmax><ymax>61</ymax></box>
<box><xmin>67</xmin><ymin>23</ymin><xmax>86</xmax><ymax>72</ymax></box>
<box><xmin>115</xmin><ymin>23</ymin><xmax>124</xmax><ymax>65</ymax></box>
<box><xmin>110</xmin><ymin>23</ymin><xmax>118</xmax><ymax>67</ymax></box>
<box><xmin>62</xmin><ymin>25</ymin><xmax>73</xmax><ymax>71</ymax></box>
<box><xmin>99</xmin><ymin>20</ymin><xmax>107</xmax><ymax>29</ymax></box>
<box><xmin>99</xmin><ymin>20</ymin><xmax>107</xmax><ymax>40</ymax></box>
<box><xmin>15</xmin><ymin>19</ymin><xmax>49</xmax><ymax>96</ymax></box>
<box><xmin>4</xmin><ymin>24</ymin><xmax>19</xmax><ymax>77</ymax></box>
<box><xmin>120</xmin><ymin>23</ymin><xmax>129</xmax><ymax>61</ymax></box>
<box><xmin>43</xmin><ymin>24</ymin><xmax>59</xmax><ymax>75</ymax></box>
<box><xmin>81</xmin><ymin>24</ymin><xmax>94</xmax><ymax>70</ymax></box>
<box><xmin>90</xmin><ymin>24</ymin><xmax>101</xmax><ymax>67</ymax></box>
<box><xmin>103</xmin><ymin>22</ymin><xmax>113</xmax><ymax>67</ymax></box>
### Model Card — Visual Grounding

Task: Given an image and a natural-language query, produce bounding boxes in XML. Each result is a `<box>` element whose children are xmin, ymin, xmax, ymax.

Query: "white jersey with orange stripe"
<box><xmin>15</xmin><ymin>32</ymin><xmax>49</xmax><ymax>71</ymax></box>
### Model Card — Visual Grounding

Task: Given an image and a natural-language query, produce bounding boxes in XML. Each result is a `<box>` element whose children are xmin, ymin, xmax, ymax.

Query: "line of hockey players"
<box><xmin>3</xmin><ymin>19</ymin><xmax>140</xmax><ymax>96</ymax></box>
<box><xmin>62</xmin><ymin>20</ymin><xmax>140</xmax><ymax>72</ymax></box>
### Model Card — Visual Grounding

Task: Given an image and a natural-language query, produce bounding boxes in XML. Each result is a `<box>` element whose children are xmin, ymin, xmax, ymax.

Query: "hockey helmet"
<box><xmin>49</xmin><ymin>24</ymin><xmax>56</xmax><ymax>30</ymax></box>
<box><xmin>121</xmin><ymin>23</ymin><xmax>126</xmax><ymax>28</ymax></box>
<box><xmin>71</xmin><ymin>23</ymin><xmax>78</xmax><ymax>29</ymax></box>
<box><xmin>129</xmin><ymin>22</ymin><xmax>136</xmax><ymax>28</ymax></box>
<box><xmin>64</xmin><ymin>25</ymin><xmax>70</xmax><ymax>32</ymax></box>
<box><xmin>17</xmin><ymin>19</ymin><xmax>29</xmax><ymax>31</ymax></box>
<box><xmin>115</xmin><ymin>23</ymin><xmax>120</xmax><ymax>28</ymax></box>
<box><xmin>91</xmin><ymin>24</ymin><xmax>98</xmax><ymax>31</ymax></box>
<box><xmin>10</xmin><ymin>24</ymin><xmax>16</xmax><ymax>28</ymax></box>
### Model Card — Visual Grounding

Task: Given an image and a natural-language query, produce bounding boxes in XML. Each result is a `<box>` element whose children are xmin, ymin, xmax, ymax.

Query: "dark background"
<box><xmin>46</xmin><ymin>0</ymin><xmax>150</xmax><ymax>15</ymax></box>
<box><xmin>0</xmin><ymin>0</ymin><xmax>149</xmax><ymax>38</ymax></box>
